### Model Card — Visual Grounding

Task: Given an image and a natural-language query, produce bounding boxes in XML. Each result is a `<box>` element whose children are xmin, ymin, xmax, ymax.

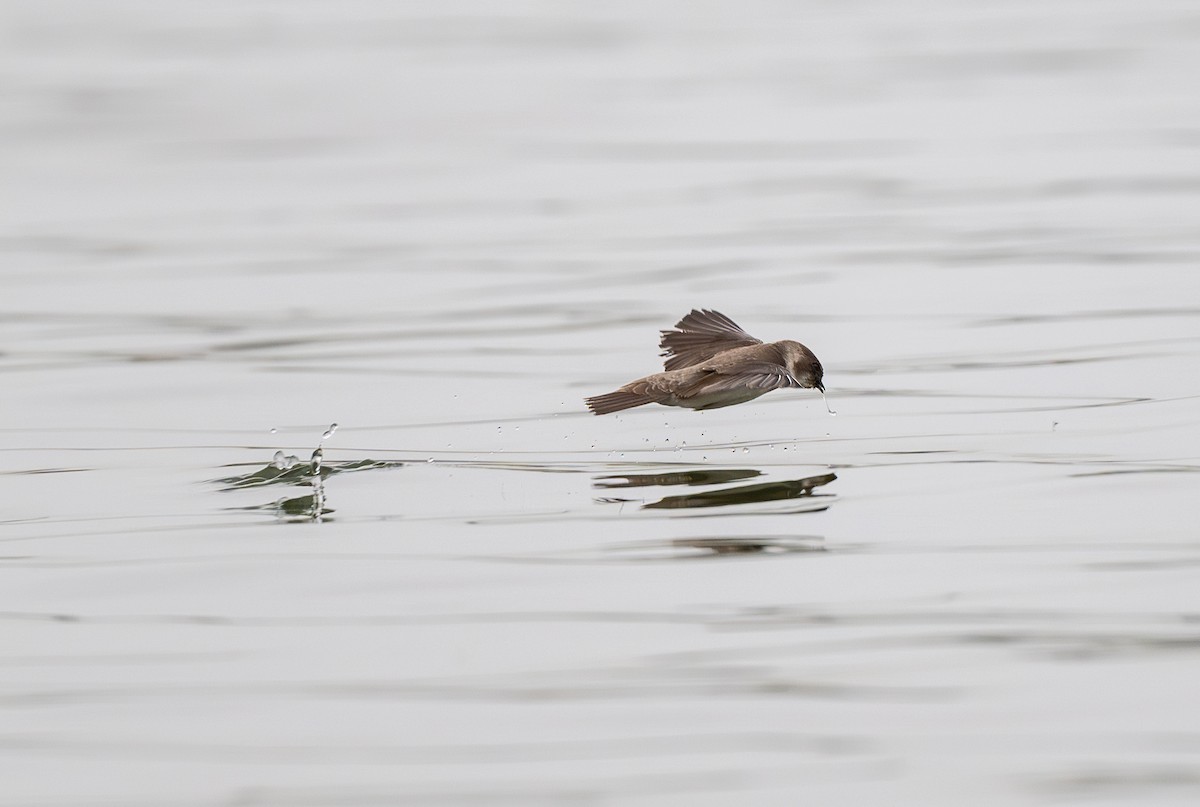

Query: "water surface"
<box><xmin>3</xmin><ymin>1</ymin><xmax>1200</xmax><ymax>805</ymax></box>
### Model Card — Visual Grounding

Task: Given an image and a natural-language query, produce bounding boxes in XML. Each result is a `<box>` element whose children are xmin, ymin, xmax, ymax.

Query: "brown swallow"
<box><xmin>585</xmin><ymin>309</ymin><xmax>825</xmax><ymax>415</ymax></box>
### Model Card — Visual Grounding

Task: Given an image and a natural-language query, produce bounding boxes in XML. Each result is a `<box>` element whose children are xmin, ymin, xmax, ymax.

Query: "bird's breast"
<box><xmin>669</xmin><ymin>387</ymin><xmax>770</xmax><ymax>410</ymax></box>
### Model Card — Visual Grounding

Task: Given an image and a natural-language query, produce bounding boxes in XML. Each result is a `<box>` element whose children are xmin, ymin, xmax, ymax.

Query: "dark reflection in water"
<box><xmin>1070</xmin><ymin>466</ymin><xmax>1199</xmax><ymax>478</ymax></box>
<box><xmin>215</xmin><ymin>458</ymin><xmax>404</xmax><ymax>490</ymax></box>
<box><xmin>643</xmin><ymin>473</ymin><xmax>836</xmax><ymax>510</ymax></box>
<box><xmin>593</xmin><ymin>535</ymin><xmax>827</xmax><ymax>562</ymax></box>
<box><xmin>235</xmin><ymin>494</ymin><xmax>335</xmax><ymax>523</ymax></box>
<box><xmin>216</xmin><ymin>455</ymin><xmax>403</xmax><ymax>523</ymax></box>
<box><xmin>595</xmin><ymin>469</ymin><xmax>762</xmax><ymax>488</ymax></box>
<box><xmin>1036</xmin><ymin>765</ymin><xmax>1200</xmax><ymax>799</ymax></box>
<box><xmin>672</xmin><ymin>535</ymin><xmax>826</xmax><ymax>555</ymax></box>
<box><xmin>0</xmin><ymin>668</ymin><xmax>948</xmax><ymax>707</ymax></box>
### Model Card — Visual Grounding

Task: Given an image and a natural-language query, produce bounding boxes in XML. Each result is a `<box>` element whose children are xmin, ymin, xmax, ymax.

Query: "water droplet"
<box><xmin>271</xmin><ymin>450</ymin><xmax>288</xmax><ymax>469</ymax></box>
<box><xmin>268</xmin><ymin>427</ymin><xmax>278</xmax><ymax>434</ymax></box>
<box><xmin>322</xmin><ymin>423</ymin><xmax>339</xmax><ymax>441</ymax></box>
<box><xmin>310</xmin><ymin>447</ymin><xmax>323</xmax><ymax>476</ymax></box>
<box><xmin>742</xmin><ymin>447</ymin><xmax>749</xmax><ymax>454</ymax></box>
<box><xmin>426</xmin><ymin>458</ymin><xmax>433</xmax><ymax>463</ymax></box>
<box><xmin>821</xmin><ymin>392</ymin><xmax>837</xmax><ymax>416</ymax></box>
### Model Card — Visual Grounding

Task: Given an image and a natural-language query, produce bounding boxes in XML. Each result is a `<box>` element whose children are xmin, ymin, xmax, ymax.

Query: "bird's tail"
<box><xmin>585</xmin><ymin>390</ymin><xmax>654</xmax><ymax>415</ymax></box>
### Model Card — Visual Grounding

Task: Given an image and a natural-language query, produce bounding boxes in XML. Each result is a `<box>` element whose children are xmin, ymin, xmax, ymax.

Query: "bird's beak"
<box><xmin>816</xmin><ymin>382</ymin><xmax>825</xmax><ymax>393</ymax></box>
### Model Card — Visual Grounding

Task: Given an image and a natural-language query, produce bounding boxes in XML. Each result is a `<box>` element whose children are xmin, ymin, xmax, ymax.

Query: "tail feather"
<box><xmin>585</xmin><ymin>390</ymin><xmax>654</xmax><ymax>415</ymax></box>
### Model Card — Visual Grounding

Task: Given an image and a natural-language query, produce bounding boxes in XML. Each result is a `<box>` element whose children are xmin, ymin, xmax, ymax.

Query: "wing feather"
<box><xmin>681</xmin><ymin>362</ymin><xmax>801</xmax><ymax>397</ymax></box>
<box><xmin>694</xmin><ymin>372</ymin><xmax>795</xmax><ymax>393</ymax></box>
<box><xmin>659</xmin><ymin>309</ymin><xmax>762</xmax><ymax>371</ymax></box>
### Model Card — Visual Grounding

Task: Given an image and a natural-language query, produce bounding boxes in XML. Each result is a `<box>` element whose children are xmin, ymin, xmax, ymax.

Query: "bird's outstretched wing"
<box><xmin>681</xmin><ymin>362</ymin><xmax>801</xmax><ymax>396</ymax></box>
<box><xmin>659</xmin><ymin>309</ymin><xmax>762</xmax><ymax>371</ymax></box>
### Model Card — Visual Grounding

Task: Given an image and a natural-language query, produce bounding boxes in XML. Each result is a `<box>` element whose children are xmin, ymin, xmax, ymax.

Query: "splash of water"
<box><xmin>271</xmin><ymin>451</ymin><xmax>300</xmax><ymax>470</ymax></box>
<box><xmin>309</xmin><ymin>447</ymin><xmax>326</xmax><ymax>523</ymax></box>
<box><xmin>821</xmin><ymin>391</ymin><xmax>837</xmax><ymax>416</ymax></box>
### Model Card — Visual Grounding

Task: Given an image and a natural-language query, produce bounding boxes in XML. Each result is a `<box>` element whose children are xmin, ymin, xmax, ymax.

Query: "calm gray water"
<box><xmin>3</xmin><ymin>1</ymin><xmax>1200</xmax><ymax>805</ymax></box>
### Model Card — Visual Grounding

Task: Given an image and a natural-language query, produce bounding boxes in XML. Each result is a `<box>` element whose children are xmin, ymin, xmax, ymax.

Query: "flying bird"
<box><xmin>585</xmin><ymin>309</ymin><xmax>825</xmax><ymax>415</ymax></box>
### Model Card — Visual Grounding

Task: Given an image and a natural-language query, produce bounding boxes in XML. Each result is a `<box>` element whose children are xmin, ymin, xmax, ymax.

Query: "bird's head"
<box><xmin>779</xmin><ymin>340</ymin><xmax>824</xmax><ymax>391</ymax></box>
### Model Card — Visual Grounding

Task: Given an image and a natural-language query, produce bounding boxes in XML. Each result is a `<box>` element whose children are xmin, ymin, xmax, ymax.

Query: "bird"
<box><xmin>585</xmin><ymin>309</ymin><xmax>825</xmax><ymax>415</ymax></box>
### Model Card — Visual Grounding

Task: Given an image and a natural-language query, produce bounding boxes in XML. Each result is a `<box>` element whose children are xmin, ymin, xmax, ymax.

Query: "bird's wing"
<box><xmin>680</xmin><ymin>362</ymin><xmax>801</xmax><ymax>397</ymax></box>
<box><xmin>659</xmin><ymin>309</ymin><xmax>762</xmax><ymax>371</ymax></box>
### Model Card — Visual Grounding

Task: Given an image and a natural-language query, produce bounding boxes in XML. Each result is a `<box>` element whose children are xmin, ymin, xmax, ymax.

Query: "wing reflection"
<box><xmin>595</xmin><ymin>469</ymin><xmax>762</xmax><ymax>488</ymax></box>
<box><xmin>643</xmin><ymin>473</ymin><xmax>836</xmax><ymax>510</ymax></box>
<box><xmin>669</xmin><ymin>535</ymin><xmax>827</xmax><ymax>556</ymax></box>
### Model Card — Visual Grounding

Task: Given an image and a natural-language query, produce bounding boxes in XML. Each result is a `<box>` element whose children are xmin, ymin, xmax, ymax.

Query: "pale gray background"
<box><xmin>3</xmin><ymin>1</ymin><xmax>1199</xmax><ymax>805</ymax></box>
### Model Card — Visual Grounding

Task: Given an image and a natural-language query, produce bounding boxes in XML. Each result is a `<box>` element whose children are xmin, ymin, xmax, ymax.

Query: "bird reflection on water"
<box><xmin>595</xmin><ymin>468</ymin><xmax>837</xmax><ymax>514</ymax></box>
<box><xmin>642</xmin><ymin>473</ymin><xmax>836</xmax><ymax>510</ymax></box>
<box><xmin>594</xmin><ymin>468</ymin><xmax>763</xmax><ymax>488</ymax></box>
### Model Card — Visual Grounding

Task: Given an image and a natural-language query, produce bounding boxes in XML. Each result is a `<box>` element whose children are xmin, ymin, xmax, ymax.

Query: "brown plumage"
<box><xmin>585</xmin><ymin>309</ymin><xmax>824</xmax><ymax>415</ymax></box>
